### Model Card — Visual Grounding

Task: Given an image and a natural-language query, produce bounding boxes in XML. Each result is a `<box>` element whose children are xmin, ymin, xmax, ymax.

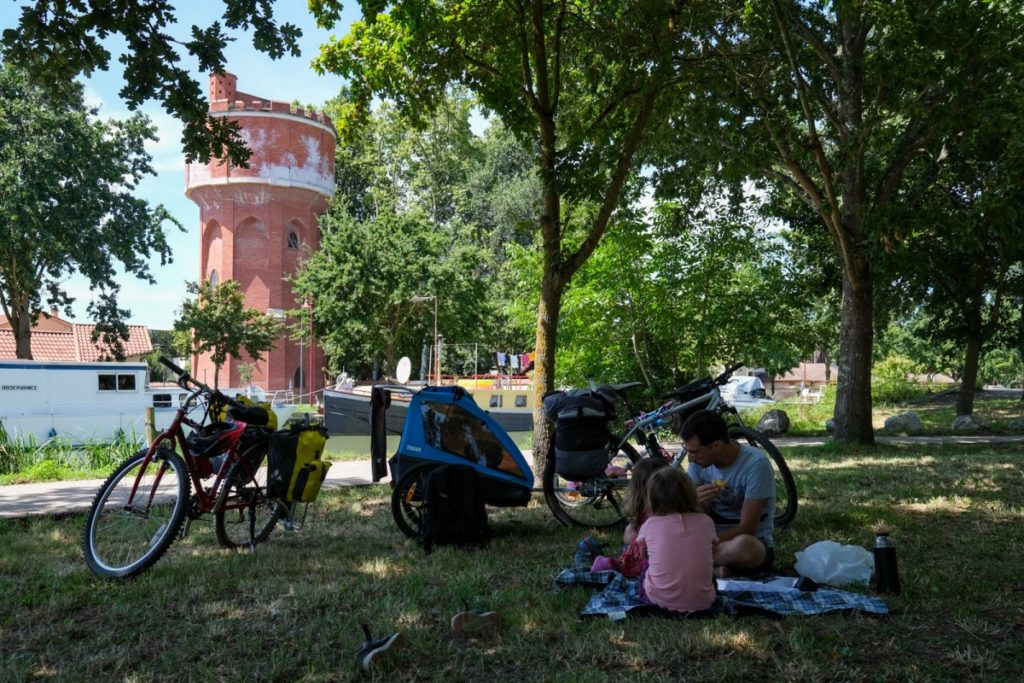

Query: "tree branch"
<box><xmin>513</xmin><ymin>1</ymin><xmax>541</xmax><ymax>114</ymax></box>
<box><xmin>551</xmin><ymin>0</ymin><xmax>566</xmax><ymax>111</ymax></box>
<box><xmin>770</xmin><ymin>0</ymin><xmax>853</xmax><ymax>276</ymax></box>
<box><xmin>565</xmin><ymin>72</ymin><xmax>665</xmax><ymax>277</ymax></box>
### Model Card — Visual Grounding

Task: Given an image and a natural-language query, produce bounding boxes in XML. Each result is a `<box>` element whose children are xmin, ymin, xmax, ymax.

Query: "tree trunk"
<box><xmin>12</xmin><ymin>304</ymin><xmax>33</xmax><ymax>359</ymax></box>
<box><xmin>832</xmin><ymin>262</ymin><xmax>875</xmax><ymax>444</ymax></box>
<box><xmin>956</xmin><ymin>333</ymin><xmax>983</xmax><ymax>416</ymax></box>
<box><xmin>531</xmin><ymin>268</ymin><xmax>562</xmax><ymax>472</ymax></box>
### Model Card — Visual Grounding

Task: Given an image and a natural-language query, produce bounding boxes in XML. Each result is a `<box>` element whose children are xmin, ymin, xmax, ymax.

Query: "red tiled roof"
<box><xmin>74</xmin><ymin>324</ymin><xmax>153</xmax><ymax>361</ymax></box>
<box><xmin>0</xmin><ymin>316</ymin><xmax>152</xmax><ymax>361</ymax></box>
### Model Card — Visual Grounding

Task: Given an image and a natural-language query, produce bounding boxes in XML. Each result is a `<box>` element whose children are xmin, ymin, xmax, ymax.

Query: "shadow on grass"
<box><xmin>2</xmin><ymin>447</ymin><xmax>1023</xmax><ymax>682</ymax></box>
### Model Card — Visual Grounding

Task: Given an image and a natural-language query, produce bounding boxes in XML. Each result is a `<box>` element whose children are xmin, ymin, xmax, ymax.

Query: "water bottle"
<box><xmin>873</xmin><ymin>533</ymin><xmax>901</xmax><ymax>595</ymax></box>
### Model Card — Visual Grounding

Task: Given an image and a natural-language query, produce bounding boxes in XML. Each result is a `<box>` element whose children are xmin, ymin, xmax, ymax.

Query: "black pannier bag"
<box><xmin>542</xmin><ymin>386</ymin><xmax>617</xmax><ymax>480</ymax></box>
<box><xmin>420</xmin><ymin>464</ymin><xmax>491</xmax><ymax>553</ymax></box>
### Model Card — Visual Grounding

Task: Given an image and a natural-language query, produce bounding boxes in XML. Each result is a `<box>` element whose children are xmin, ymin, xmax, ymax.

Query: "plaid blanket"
<box><xmin>554</xmin><ymin>567</ymin><xmax>890</xmax><ymax>620</ymax></box>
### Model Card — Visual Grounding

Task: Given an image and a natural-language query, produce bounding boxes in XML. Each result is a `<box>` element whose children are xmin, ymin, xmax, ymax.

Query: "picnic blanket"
<box><xmin>557</xmin><ymin>545</ymin><xmax>889</xmax><ymax>620</ymax></box>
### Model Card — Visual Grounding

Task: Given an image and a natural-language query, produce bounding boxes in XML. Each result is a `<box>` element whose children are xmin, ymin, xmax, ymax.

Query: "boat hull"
<box><xmin>324</xmin><ymin>387</ymin><xmax>533</xmax><ymax>436</ymax></box>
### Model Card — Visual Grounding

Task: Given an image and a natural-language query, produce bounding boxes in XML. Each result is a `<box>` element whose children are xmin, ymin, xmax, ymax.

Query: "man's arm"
<box><xmin>714</xmin><ymin>497</ymin><xmax>765</xmax><ymax>542</ymax></box>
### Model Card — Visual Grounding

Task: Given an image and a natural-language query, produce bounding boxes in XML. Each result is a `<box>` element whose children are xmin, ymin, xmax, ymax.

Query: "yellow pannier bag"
<box><xmin>268</xmin><ymin>424</ymin><xmax>331</xmax><ymax>503</ymax></box>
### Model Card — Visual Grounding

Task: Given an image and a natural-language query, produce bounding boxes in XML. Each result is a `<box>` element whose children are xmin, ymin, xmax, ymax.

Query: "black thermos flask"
<box><xmin>874</xmin><ymin>533</ymin><xmax>901</xmax><ymax>595</ymax></box>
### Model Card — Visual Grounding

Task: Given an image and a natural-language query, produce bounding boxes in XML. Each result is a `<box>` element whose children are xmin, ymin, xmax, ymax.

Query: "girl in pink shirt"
<box><xmin>636</xmin><ymin>467</ymin><xmax>717</xmax><ymax>613</ymax></box>
<box><xmin>589</xmin><ymin>457</ymin><xmax>668</xmax><ymax>577</ymax></box>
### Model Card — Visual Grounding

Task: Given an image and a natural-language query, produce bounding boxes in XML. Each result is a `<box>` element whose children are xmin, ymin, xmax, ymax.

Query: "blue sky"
<box><xmin>1</xmin><ymin>2</ymin><xmax>359</xmax><ymax>330</ymax></box>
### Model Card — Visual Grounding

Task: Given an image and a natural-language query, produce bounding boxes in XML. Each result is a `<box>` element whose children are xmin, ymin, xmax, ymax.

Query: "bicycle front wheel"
<box><xmin>214</xmin><ymin>452</ymin><xmax>284</xmax><ymax>549</ymax></box>
<box><xmin>82</xmin><ymin>447</ymin><xmax>189</xmax><ymax>579</ymax></box>
<box><xmin>729</xmin><ymin>426</ymin><xmax>798</xmax><ymax>528</ymax></box>
<box><xmin>543</xmin><ymin>439</ymin><xmax>640</xmax><ymax>528</ymax></box>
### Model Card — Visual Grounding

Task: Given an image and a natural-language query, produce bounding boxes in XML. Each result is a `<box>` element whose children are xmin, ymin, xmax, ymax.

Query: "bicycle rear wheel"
<box><xmin>729</xmin><ymin>426</ymin><xmax>798</xmax><ymax>528</ymax></box>
<box><xmin>543</xmin><ymin>439</ymin><xmax>640</xmax><ymax>528</ymax></box>
<box><xmin>214</xmin><ymin>450</ymin><xmax>284</xmax><ymax>549</ymax></box>
<box><xmin>82</xmin><ymin>447</ymin><xmax>189</xmax><ymax>579</ymax></box>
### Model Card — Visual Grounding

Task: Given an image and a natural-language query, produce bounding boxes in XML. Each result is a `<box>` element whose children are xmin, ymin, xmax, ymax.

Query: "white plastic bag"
<box><xmin>794</xmin><ymin>541</ymin><xmax>874</xmax><ymax>587</ymax></box>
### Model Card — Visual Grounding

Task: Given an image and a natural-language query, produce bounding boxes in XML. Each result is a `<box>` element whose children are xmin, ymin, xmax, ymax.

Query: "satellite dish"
<box><xmin>396</xmin><ymin>356</ymin><xmax>412</xmax><ymax>384</ymax></box>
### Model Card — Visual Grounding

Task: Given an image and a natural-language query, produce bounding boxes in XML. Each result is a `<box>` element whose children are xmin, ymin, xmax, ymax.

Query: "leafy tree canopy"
<box><xmin>312</xmin><ymin>0</ymin><xmax>723</xmax><ymax>457</ymax></box>
<box><xmin>173</xmin><ymin>280</ymin><xmax>282</xmax><ymax>387</ymax></box>
<box><xmin>650</xmin><ymin>0</ymin><xmax>1024</xmax><ymax>443</ymax></box>
<box><xmin>0</xmin><ymin>63</ymin><xmax>179</xmax><ymax>359</ymax></box>
<box><xmin>1</xmin><ymin>0</ymin><xmax>302</xmax><ymax>165</ymax></box>
<box><xmin>291</xmin><ymin>205</ymin><xmax>490</xmax><ymax>380</ymax></box>
<box><xmin>502</xmin><ymin>192</ymin><xmax>815</xmax><ymax>396</ymax></box>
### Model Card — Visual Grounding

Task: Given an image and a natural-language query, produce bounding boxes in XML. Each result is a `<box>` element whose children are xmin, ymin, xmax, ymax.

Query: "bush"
<box><xmin>872</xmin><ymin>355</ymin><xmax>921</xmax><ymax>404</ymax></box>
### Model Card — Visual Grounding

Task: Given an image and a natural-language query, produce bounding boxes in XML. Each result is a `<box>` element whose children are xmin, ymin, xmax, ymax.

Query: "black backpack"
<box><xmin>542</xmin><ymin>386</ymin><xmax>617</xmax><ymax>480</ymax></box>
<box><xmin>420</xmin><ymin>465</ymin><xmax>491</xmax><ymax>553</ymax></box>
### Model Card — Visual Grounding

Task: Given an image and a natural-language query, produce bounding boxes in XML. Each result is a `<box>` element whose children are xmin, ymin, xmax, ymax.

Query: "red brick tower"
<box><xmin>185</xmin><ymin>72</ymin><xmax>335</xmax><ymax>396</ymax></box>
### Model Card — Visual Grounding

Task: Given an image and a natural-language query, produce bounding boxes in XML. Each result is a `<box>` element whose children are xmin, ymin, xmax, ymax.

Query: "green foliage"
<box><xmin>145</xmin><ymin>329</ymin><xmax>190</xmax><ymax>381</ymax></box>
<box><xmin>292</xmin><ymin>205</ymin><xmax>490</xmax><ymax>379</ymax></box>
<box><xmin>173</xmin><ymin>280</ymin><xmax>283</xmax><ymax>387</ymax></box>
<box><xmin>876</xmin><ymin>313</ymin><xmax>964</xmax><ymax>380</ymax></box>
<box><xmin>872</xmin><ymin>355</ymin><xmax>921</xmax><ymax>405</ymax></box>
<box><xmin>533</xmin><ymin>195</ymin><xmax>814</xmax><ymax>395</ymax></box>
<box><xmin>323</xmin><ymin>92</ymin><xmax>485</xmax><ymax>226</ymax></box>
<box><xmin>0</xmin><ymin>63</ymin><xmax>180</xmax><ymax>359</ymax></box>
<box><xmin>312</xmin><ymin>0</ymin><xmax>728</xmax><ymax>454</ymax></box>
<box><xmin>237</xmin><ymin>362</ymin><xmax>256</xmax><ymax>386</ymax></box>
<box><xmin>0</xmin><ymin>424</ymin><xmax>138</xmax><ymax>481</ymax></box>
<box><xmin>979</xmin><ymin>348</ymin><xmax>1024</xmax><ymax>388</ymax></box>
<box><xmin>1</xmin><ymin>0</ymin><xmax>302</xmax><ymax>165</ymax></box>
<box><xmin>656</xmin><ymin>0</ymin><xmax>1024</xmax><ymax>442</ymax></box>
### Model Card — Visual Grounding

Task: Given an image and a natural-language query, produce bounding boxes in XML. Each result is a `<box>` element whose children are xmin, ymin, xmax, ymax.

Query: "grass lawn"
<box><xmin>2</xmin><ymin>443</ymin><xmax>1022</xmax><ymax>681</ymax></box>
<box><xmin>742</xmin><ymin>390</ymin><xmax>1024</xmax><ymax>437</ymax></box>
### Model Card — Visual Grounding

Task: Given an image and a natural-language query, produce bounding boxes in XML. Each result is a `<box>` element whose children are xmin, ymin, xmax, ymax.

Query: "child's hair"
<box><xmin>646</xmin><ymin>467</ymin><xmax>700</xmax><ymax>516</ymax></box>
<box><xmin>625</xmin><ymin>457</ymin><xmax>669</xmax><ymax>529</ymax></box>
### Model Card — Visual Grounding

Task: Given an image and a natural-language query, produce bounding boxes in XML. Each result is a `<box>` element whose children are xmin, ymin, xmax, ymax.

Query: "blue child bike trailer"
<box><xmin>370</xmin><ymin>385</ymin><xmax>534</xmax><ymax>541</ymax></box>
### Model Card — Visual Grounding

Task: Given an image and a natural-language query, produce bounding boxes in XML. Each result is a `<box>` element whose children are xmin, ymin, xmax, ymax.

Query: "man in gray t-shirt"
<box><xmin>683</xmin><ymin>410</ymin><xmax>776</xmax><ymax>576</ymax></box>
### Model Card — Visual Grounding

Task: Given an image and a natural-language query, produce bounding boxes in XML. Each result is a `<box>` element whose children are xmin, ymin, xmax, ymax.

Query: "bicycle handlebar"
<box><xmin>714</xmin><ymin>362</ymin><xmax>745</xmax><ymax>386</ymax></box>
<box><xmin>661</xmin><ymin>361</ymin><xmax>746</xmax><ymax>401</ymax></box>
<box><xmin>158</xmin><ymin>356</ymin><xmax>187</xmax><ymax>378</ymax></box>
<box><xmin>158</xmin><ymin>356</ymin><xmax>246</xmax><ymax>411</ymax></box>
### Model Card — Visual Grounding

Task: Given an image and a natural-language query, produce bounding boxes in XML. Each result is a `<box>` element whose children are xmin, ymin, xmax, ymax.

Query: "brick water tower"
<box><xmin>185</xmin><ymin>72</ymin><xmax>335</xmax><ymax>396</ymax></box>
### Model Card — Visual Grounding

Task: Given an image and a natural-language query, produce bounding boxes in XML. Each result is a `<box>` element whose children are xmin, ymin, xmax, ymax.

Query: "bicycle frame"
<box><xmin>545</xmin><ymin>364</ymin><xmax>798</xmax><ymax>531</ymax></box>
<box><xmin>615</xmin><ymin>384</ymin><xmax>739</xmax><ymax>465</ymax></box>
<box><xmin>132</xmin><ymin>382</ymin><xmax>259</xmax><ymax>520</ymax></box>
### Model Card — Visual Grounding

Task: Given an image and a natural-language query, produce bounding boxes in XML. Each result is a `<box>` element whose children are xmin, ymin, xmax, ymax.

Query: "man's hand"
<box><xmin>696</xmin><ymin>483</ymin><xmax>722</xmax><ymax>508</ymax></box>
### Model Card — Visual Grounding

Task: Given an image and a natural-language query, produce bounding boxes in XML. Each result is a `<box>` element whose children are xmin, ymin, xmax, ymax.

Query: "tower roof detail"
<box><xmin>186</xmin><ymin>72</ymin><xmax>337</xmax><ymax>200</ymax></box>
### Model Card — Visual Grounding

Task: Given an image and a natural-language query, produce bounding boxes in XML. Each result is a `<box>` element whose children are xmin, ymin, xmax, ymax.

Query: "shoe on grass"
<box><xmin>356</xmin><ymin>623</ymin><xmax>403</xmax><ymax>672</ymax></box>
<box><xmin>451</xmin><ymin>609</ymin><xmax>501</xmax><ymax>635</ymax></box>
<box><xmin>576</xmin><ymin>536</ymin><xmax>604</xmax><ymax>556</ymax></box>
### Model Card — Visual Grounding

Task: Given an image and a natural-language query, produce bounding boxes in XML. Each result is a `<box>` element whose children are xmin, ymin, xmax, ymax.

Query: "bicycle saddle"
<box><xmin>607</xmin><ymin>381</ymin><xmax>643</xmax><ymax>395</ymax></box>
<box><xmin>227</xmin><ymin>403</ymin><xmax>270</xmax><ymax>426</ymax></box>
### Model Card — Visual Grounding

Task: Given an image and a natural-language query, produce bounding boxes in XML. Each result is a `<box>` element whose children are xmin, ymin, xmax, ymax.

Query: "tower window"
<box><xmin>209</xmin><ymin>270</ymin><xmax>219</xmax><ymax>287</ymax></box>
<box><xmin>288</xmin><ymin>231</ymin><xmax>299</xmax><ymax>249</ymax></box>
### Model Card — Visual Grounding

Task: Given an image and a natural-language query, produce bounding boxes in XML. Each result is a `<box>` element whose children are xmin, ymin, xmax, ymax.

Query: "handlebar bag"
<box><xmin>543</xmin><ymin>388</ymin><xmax>616</xmax><ymax>480</ymax></box>
<box><xmin>268</xmin><ymin>425</ymin><xmax>331</xmax><ymax>502</ymax></box>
